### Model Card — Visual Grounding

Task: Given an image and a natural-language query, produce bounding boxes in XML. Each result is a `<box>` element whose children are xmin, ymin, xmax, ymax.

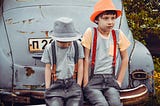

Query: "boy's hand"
<box><xmin>117</xmin><ymin>80</ymin><xmax>122</xmax><ymax>87</ymax></box>
<box><xmin>77</xmin><ymin>82</ymin><xmax>82</xmax><ymax>87</ymax></box>
<box><xmin>45</xmin><ymin>87</ymin><xmax>50</xmax><ymax>91</ymax></box>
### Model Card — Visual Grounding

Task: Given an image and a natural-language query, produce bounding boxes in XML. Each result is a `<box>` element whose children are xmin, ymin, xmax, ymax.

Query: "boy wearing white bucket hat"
<box><xmin>41</xmin><ymin>17</ymin><xmax>84</xmax><ymax>106</ymax></box>
<box><xmin>82</xmin><ymin>0</ymin><xmax>130</xmax><ymax>106</ymax></box>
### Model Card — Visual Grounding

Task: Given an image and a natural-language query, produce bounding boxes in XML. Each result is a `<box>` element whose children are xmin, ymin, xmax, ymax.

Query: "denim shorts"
<box><xmin>85</xmin><ymin>74</ymin><xmax>120</xmax><ymax>90</ymax></box>
<box><xmin>83</xmin><ymin>74</ymin><xmax>122</xmax><ymax>106</ymax></box>
<box><xmin>45</xmin><ymin>78</ymin><xmax>83</xmax><ymax>106</ymax></box>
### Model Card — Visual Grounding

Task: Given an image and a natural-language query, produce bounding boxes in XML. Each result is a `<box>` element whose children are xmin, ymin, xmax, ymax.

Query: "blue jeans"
<box><xmin>45</xmin><ymin>78</ymin><xmax>83</xmax><ymax>106</ymax></box>
<box><xmin>84</xmin><ymin>74</ymin><xmax>123</xmax><ymax>106</ymax></box>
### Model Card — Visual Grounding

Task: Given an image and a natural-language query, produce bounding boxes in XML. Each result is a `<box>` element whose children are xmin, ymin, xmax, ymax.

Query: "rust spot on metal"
<box><xmin>17</xmin><ymin>30</ymin><xmax>28</xmax><ymax>34</ymax></box>
<box><xmin>5</xmin><ymin>18</ymin><xmax>13</xmax><ymax>24</ymax></box>
<box><xmin>45</xmin><ymin>31</ymin><xmax>49</xmax><ymax>37</ymax></box>
<box><xmin>22</xmin><ymin>18</ymin><xmax>35</xmax><ymax>24</ymax></box>
<box><xmin>6</xmin><ymin>18</ymin><xmax>35</xmax><ymax>25</ymax></box>
<box><xmin>22</xmin><ymin>20</ymin><xmax>27</xmax><ymax>24</ymax></box>
<box><xmin>24</xmin><ymin>67</ymin><xmax>35</xmax><ymax>77</ymax></box>
<box><xmin>30</xmin><ymin>32</ymin><xmax>35</xmax><ymax>34</ymax></box>
<box><xmin>13</xmin><ymin>21</ymin><xmax>20</xmax><ymax>24</ymax></box>
<box><xmin>17</xmin><ymin>30</ymin><xmax>36</xmax><ymax>35</ymax></box>
<box><xmin>28</xmin><ymin>18</ymin><xmax>35</xmax><ymax>24</ymax></box>
<box><xmin>41</xmin><ymin>31</ymin><xmax>49</xmax><ymax>37</ymax></box>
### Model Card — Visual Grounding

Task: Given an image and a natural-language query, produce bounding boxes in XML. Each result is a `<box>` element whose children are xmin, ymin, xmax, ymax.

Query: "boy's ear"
<box><xmin>95</xmin><ymin>20</ymin><xmax>98</xmax><ymax>24</ymax></box>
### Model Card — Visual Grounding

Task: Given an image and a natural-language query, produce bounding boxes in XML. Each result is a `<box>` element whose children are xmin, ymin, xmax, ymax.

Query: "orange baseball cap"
<box><xmin>90</xmin><ymin>0</ymin><xmax>122</xmax><ymax>23</ymax></box>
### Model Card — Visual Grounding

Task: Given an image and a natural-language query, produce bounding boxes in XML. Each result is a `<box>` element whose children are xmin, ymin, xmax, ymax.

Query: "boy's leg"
<box><xmin>66</xmin><ymin>82</ymin><xmax>83</xmax><ymax>106</ymax></box>
<box><xmin>104</xmin><ymin>87</ymin><xmax>123</xmax><ymax>106</ymax></box>
<box><xmin>45</xmin><ymin>97</ymin><xmax>64</xmax><ymax>106</ymax></box>
<box><xmin>84</xmin><ymin>88</ymin><xmax>109</xmax><ymax>106</ymax></box>
<box><xmin>66</xmin><ymin>94</ymin><xmax>83</xmax><ymax>106</ymax></box>
<box><xmin>44</xmin><ymin>82</ymin><xmax>65</xmax><ymax>106</ymax></box>
<box><xmin>83</xmin><ymin>75</ymin><xmax>109</xmax><ymax>106</ymax></box>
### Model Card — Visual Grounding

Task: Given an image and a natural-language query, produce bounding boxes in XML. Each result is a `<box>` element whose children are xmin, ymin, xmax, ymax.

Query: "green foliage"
<box><xmin>123</xmin><ymin>0</ymin><xmax>160</xmax><ymax>71</ymax></box>
<box><xmin>153</xmin><ymin>56</ymin><xmax>160</xmax><ymax>72</ymax></box>
<box><xmin>123</xmin><ymin>0</ymin><xmax>160</xmax><ymax>45</ymax></box>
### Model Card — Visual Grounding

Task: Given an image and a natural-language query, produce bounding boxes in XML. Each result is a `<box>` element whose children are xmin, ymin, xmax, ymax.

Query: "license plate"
<box><xmin>28</xmin><ymin>38</ymin><xmax>53</xmax><ymax>52</ymax></box>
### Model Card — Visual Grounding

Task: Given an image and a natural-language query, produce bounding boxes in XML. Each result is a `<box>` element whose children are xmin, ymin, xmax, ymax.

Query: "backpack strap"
<box><xmin>91</xmin><ymin>28</ymin><xmax>117</xmax><ymax>76</ymax></box>
<box><xmin>72</xmin><ymin>41</ymin><xmax>79</xmax><ymax>79</ymax></box>
<box><xmin>112</xmin><ymin>30</ymin><xmax>117</xmax><ymax>76</ymax></box>
<box><xmin>51</xmin><ymin>41</ymin><xmax>79</xmax><ymax>82</ymax></box>
<box><xmin>51</xmin><ymin>41</ymin><xmax>57</xmax><ymax>82</ymax></box>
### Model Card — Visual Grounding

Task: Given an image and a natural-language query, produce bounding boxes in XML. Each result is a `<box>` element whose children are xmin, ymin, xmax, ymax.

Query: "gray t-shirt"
<box><xmin>90</xmin><ymin>30</ymin><xmax>120</xmax><ymax>75</ymax></box>
<box><xmin>41</xmin><ymin>40</ymin><xmax>84</xmax><ymax>79</ymax></box>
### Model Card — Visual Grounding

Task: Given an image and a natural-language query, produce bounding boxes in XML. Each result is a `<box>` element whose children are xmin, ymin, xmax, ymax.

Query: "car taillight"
<box><xmin>131</xmin><ymin>70</ymin><xmax>149</xmax><ymax>80</ymax></box>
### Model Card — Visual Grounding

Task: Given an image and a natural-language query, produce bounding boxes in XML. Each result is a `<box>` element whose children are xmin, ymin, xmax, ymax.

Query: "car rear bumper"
<box><xmin>0</xmin><ymin>84</ymin><xmax>149</xmax><ymax>105</ymax></box>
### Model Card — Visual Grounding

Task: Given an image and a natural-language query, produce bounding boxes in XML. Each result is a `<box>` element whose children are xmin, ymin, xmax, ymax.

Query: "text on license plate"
<box><xmin>28</xmin><ymin>38</ymin><xmax>53</xmax><ymax>52</ymax></box>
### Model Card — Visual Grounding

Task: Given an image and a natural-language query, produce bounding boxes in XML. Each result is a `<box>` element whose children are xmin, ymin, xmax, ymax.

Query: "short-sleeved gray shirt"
<box><xmin>41</xmin><ymin>40</ymin><xmax>84</xmax><ymax>79</ymax></box>
<box><xmin>90</xmin><ymin>30</ymin><xmax>120</xmax><ymax>75</ymax></box>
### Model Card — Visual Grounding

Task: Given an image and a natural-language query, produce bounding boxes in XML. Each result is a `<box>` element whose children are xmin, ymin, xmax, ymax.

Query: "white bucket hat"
<box><xmin>50</xmin><ymin>17</ymin><xmax>82</xmax><ymax>42</ymax></box>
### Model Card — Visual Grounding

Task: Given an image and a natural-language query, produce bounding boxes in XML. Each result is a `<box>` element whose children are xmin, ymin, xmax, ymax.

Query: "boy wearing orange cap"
<box><xmin>82</xmin><ymin>0</ymin><xmax>130</xmax><ymax>106</ymax></box>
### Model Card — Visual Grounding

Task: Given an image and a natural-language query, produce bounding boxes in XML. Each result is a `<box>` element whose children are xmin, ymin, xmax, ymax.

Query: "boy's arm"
<box><xmin>45</xmin><ymin>64</ymin><xmax>51</xmax><ymax>89</ymax></box>
<box><xmin>117</xmin><ymin>49</ymin><xmax>129</xmax><ymax>87</ymax></box>
<box><xmin>83</xmin><ymin>47</ymin><xmax>90</xmax><ymax>87</ymax></box>
<box><xmin>77</xmin><ymin>58</ymin><xmax>83</xmax><ymax>86</ymax></box>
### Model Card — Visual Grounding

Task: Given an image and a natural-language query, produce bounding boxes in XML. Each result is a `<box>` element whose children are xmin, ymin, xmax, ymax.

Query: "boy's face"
<box><xmin>97</xmin><ymin>14</ymin><xmax>116</xmax><ymax>33</ymax></box>
<box><xmin>57</xmin><ymin>41</ymin><xmax>72</xmax><ymax>48</ymax></box>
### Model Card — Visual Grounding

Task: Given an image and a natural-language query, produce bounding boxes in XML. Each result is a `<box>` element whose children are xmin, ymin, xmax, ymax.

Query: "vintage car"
<box><xmin>0</xmin><ymin>0</ymin><xmax>154</xmax><ymax>105</ymax></box>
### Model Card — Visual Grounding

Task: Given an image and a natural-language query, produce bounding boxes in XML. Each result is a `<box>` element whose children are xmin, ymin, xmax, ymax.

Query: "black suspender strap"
<box><xmin>51</xmin><ymin>41</ymin><xmax>57</xmax><ymax>64</ymax></box>
<box><xmin>73</xmin><ymin>41</ymin><xmax>79</xmax><ymax>79</ymax></box>
<box><xmin>51</xmin><ymin>41</ymin><xmax>57</xmax><ymax>82</ymax></box>
<box><xmin>73</xmin><ymin>41</ymin><xmax>79</xmax><ymax>64</ymax></box>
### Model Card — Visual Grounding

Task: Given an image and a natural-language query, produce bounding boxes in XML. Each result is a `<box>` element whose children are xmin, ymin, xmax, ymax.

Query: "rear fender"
<box><xmin>128</xmin><ymin>40</ymin><xmax>154</xmax><ymax>93</ymax></box>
